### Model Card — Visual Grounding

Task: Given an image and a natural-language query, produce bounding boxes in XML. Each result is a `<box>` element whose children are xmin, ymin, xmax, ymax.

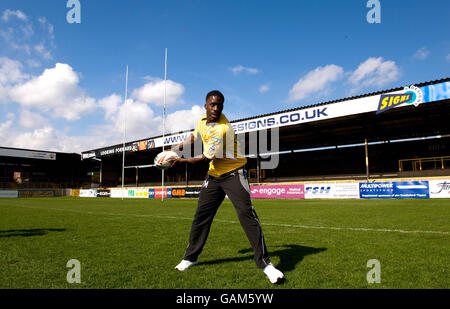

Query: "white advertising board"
<box><xmin>110</xmin><ymin>189</ymin><xmax>127</xmax><ymax>198</ymax></box>
<box><xmin>0</xmin><ymin>190</ymin><xmax>18</xmax><ymax>198</ymax></box>
<box><xmin>429</xmin><ymin>180</ymin><xmax>450</xmax><ymax>198</ymax></box>
<box><xmin>79</xmin><ymin>189</ymin><xmax>97</xmax><ymax>197</ymax></box>
<box><xmin>304</xmin><ymin>183</ymin><xmax>360</xmax><ymax>199</ymax></box>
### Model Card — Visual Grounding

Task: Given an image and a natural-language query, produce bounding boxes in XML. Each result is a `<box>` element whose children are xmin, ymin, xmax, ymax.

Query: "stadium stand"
<box><xmin>0</xmin><ymin>147</ymin><xmax>94</xmax><ymax>191</ymax></box>
<box><xmin>81</xmin><ymin>78</ymin><xmax>449</xmax><ymax>188</ymax></box>
<box><xmin>3</xmin><ymin>79</ymin><xmax>448</xmax><ymax>192</ymax></box>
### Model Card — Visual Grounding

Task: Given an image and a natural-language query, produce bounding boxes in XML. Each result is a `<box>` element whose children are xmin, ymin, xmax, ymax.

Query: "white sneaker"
<box><xmin>175</xmin><ymin>259</ymin><xmax>198</xmax><ymax>271</ymax></box>
<box><xmin>263</xmin><ymin>263</ymin><xmax>284</xmax><ymax>284</ymax></box>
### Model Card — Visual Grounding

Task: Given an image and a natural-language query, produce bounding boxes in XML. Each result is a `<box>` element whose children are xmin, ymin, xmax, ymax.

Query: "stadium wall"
<box><xmin>2</xmin><ymin>177</ymin><xmax>448</xmax><ymax>199</ymax></box>
<box><xmin>0</xmin><ymin>188</ymin><xmax>73</xmax><ymax>198</ymax></box>
<box><xmin>65</xmin><ymin>177</ymin><xmax>450</xmax><ymax>199</ymax></box>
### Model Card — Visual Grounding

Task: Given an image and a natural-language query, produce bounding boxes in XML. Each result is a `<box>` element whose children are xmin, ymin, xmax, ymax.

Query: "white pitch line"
<box><xmin>260</xmin><ymin>222</ymin><xmax>450</xmax><ymax>235</ymax></box>
<box><xmin>6</xmin><ymin>204</ymin><xmax>450</xmax><ymax>236</ymax></box>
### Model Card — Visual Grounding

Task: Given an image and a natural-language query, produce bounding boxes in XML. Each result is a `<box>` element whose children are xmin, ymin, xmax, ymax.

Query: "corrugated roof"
<box><xmin>0</xmin><ymin>146</ymin><xmax>76</xmax><ymax>155</ymax></box>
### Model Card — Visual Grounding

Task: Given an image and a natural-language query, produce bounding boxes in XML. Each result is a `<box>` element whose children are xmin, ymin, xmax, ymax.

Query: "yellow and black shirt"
<box><xmin>193</xmin><ymin>113</ymin><xmax>247</xmax><ymax>177</ymax></box>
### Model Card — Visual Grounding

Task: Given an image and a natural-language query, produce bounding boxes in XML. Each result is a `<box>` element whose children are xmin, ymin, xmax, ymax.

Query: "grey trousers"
<box><xmin>183</xmin><ymin>168</ymin><xmax>271</xmax><ymax>269</ymax></box>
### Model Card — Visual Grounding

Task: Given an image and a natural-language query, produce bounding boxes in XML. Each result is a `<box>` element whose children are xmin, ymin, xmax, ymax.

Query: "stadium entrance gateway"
<box><xmin>80</xmin><ymin>79</ymin><xmax>450</xmax><ymax>190</ymax></box>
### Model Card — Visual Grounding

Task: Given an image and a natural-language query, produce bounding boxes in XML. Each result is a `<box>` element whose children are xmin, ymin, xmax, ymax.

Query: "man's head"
<box><xmin>205</xmin><ymin>90</ymin><xmax>224</xmax><ymax>123</ymax></box>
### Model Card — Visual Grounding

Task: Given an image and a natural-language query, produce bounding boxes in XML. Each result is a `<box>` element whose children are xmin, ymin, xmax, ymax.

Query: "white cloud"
<box><xmin>0</xmin><ymin>58</ymin><xmax>193</xmax><ymax>152</ymax></box>
<box><xmin>348</xmin><ymin>57</ymin><xmax>399</xmax><ymax>90</ymax></box>
<box><xmin>413</xmin><ymin>47</ymin><xmax>430</xmax><ymax>60</ymax></box>
<box><xmin>1</xmin><ymin>10</ymin><xmax>54</xmax><ymax>60</ymax></box>
<box><xmin>99</xmin><ymin>94</ymin><xmax>122</xmax><ymax>120</ymax></box>
<box><xmin>66</xmin><ymin>100</ymin><xmax>202</xmax><ymax>152</ymax></box>
<box><xmin>20</xmin><ymin>24</ymin><xmax>34</xmax><ymax>38</ymax></box>
<box><xmin>0</xmin><ymin>57</ymin><xmax>29</xmax><ymax>103</ymax></box>
<box><xmin>1</xmin><ymin>9</ymin><xmax>28</xmax><ymax>22</ymax></box>
<box><xmin>0</xmin><ymin>60</ymin><xmax>171</xmax><ymax>152</ymax></box>
<box><xmin>1</xmin><ymin>85</ymin><xmax>205</xmax><ymax>153</ymax></box>
<box><xmin>96</xmin><ymin>99</ymin><xmax>203</xmax><ymax>147</ymax></box>
<box><xmin>446</xmin><ymin>54</ymin><xmax>450</xmax><ymax>62</ymax></box>
<box><xmin>26</xmin><ymin>59</ymin><xmax>41</xmax><ymax>68</ymax></box>
<box><xmin>94</xmin><ymin>97</ymin><xmax>162</xmax><ymax>146</ymax></box>
<box><xmin>288</xmin><ymin>64</ymin><xmax>344</xmax><ymax>102</ymax></box>
<box><xmin>38</xmin><ymin>17</ymin><xmax>54</xmax><ymax>40</ymax></box>
<box><xmin>0</xmin><ymin>113</ymin><xmax>114</xmax><ymax>153</ymax></box>
<box><xmin>113</xmin><ymin>100</ymin><xmax>161</xmax><ymax>143</ymax></box>
<box><xmin>118</xmin><ymin>99</ymin><xmax>161</xmax><ymax>141</ymax></box>
<box><xmin>0</xmin><ymin>57</ymin><xmax>29</xmax><ymax>85</ymax></box>
<box><xmin>34</xmin><ymin>43</ymin><xmax>52</xmax><ymax>59</ymax></box>
<box><xmin>15</xmin><ymin>126</ymin><xmax>57</xmax><ymax>150</ymax></box>
<box><xmin>163</xmin><ymin>105</ymin><xmax>204</xmax><ymax>134</ymax></box>
<box><xmin>18</xmin><ymin>109</ymin><xmax>49</xmax><ymax>129</ymax></box>
<box><xmin>0</xmin><ymin>108</ymin><xmax>115</xmax><ymax>152</ymax></box>
<box><xmin>0</xmin><ymin>27</ymin><xmax>31</xmax><ymax>55</ymax></box>
<box><xmin>0</xmin><ymin>113</ymin><xmax>14</xmax><ymax>137</ymax></box>
<box><xmin>230</xmin><ymin>65</ymin><xmax>261</xmax><ymax>75</ymax></box>
<box><xmin>259</xmin><ymin>84</ymin><xmax>270</xmax><ymax>93</ymax></box>
<box><xmin>99</xmin><ymin>96</ymin><xmax>152</xmax><ymax>141</ymax></box>
<box><xmin>9</xmin><ymin>63</ymin><xmax>96</xmax><ymax>121</ymax></box>
<box><xmin>132</xmin><ymin>78</ymin><xmax>185</xmax><ymax>106</ymax></box>
<box><xmin>0</xmin><ymin>125</ymin><xmax>93</xmax><ymax>153</ymax></box>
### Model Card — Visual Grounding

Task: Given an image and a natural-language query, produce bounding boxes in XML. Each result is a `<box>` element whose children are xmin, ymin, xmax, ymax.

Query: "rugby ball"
<box><xmin>154</xmin><ymin>151</ymin><xmax>179</xmax><ymax>170</ymax></box>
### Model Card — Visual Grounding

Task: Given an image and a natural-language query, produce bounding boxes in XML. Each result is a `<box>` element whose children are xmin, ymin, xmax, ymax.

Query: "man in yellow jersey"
<box><xmin>168</xmin><ymin>90</ymin><xmax>284</xmax><ymax>284</ymax></box>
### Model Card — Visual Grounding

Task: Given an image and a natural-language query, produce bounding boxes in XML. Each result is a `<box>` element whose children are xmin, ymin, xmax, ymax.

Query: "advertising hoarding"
<box><xmin>79</xmin><ymin>189</ymin><xmax>97</xmax><ymax>197</ymax></box>
<box><xmin>359</xmin><ymin>181</ymin><xmax>429</xmax><ymax>199</ymax></box>
<box><xmin>96</xmin><ymin>189</ymin><xmax>111</xmax><ymax>197</ymax></box>
<box><xmin>154</xmin><ymin>188</ymin><xmax>171</xmax><ymax>199</ymax></box>
<box><xmin>429</xmin><ymin>180</ymin><xmax>450</xmax><ymax>198</ymax></box>
<box><xmin>250</xmin><ymin>184</ymin><xmax>305</xmax><ymax>199</ymax></box>
<box><xmin>127</xmin><ymin>189</ymin><xmax>150</xmax><ymax>198</ymax></box>
<box><xmin>110</xmin><ymin>189</ymin><xmax>127</xmax><ymax>198</ymax></box>
<box><xmin>0</xmin><ymin>190</ymin><xmax>18</xmax><ymax>198</ymax></box>
<box><xmin>304</xmin><ymin>183</ymin><xmax>360</xmax><ymax>199</ymax></box>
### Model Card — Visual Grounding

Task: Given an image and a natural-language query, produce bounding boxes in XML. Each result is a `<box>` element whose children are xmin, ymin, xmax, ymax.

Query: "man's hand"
<box><xmin>167</xmin><ymin>156</ymin><xmax>182</xmax><ymax>167</ymax></box>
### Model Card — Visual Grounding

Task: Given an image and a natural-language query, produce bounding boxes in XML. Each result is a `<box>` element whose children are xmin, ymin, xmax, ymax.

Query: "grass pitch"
<box><xmin>0</xmin><ymin>197</ymin><xmax>448</xmax><ymax>289</ymax></box>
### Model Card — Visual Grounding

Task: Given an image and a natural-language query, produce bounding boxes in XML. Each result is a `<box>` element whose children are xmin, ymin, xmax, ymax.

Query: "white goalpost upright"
<box><xmin>162</xmin><ymin>48</ymin><xmax>168</xmax><ymax>202</ymax></box>
<box><xmin>119</xmin><ymin>50</ymin><xmax>167</xmax><ymax>201</ymax></box>
<box><xmin>121</xmin><ymin>65</ymin><xmax>129</xmax><ymax>200</ymax></box>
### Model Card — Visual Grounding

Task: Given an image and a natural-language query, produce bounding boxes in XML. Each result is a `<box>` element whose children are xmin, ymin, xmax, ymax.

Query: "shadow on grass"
<box><xmin>0</xmin><ymin>228</ymin><xmax>66</xmax><ymax>238</ymax></box>
<box><xmin>201</xmin><ymin>244</ymin><xmax>326</xmax><ymax>273</ymax></box>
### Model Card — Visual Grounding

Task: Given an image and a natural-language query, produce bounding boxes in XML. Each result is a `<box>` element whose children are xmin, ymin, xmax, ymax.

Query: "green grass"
<box><xmin>0</xmin><ymin>197</ymin><xmax>448</xmax><ymax>289</ymax></box>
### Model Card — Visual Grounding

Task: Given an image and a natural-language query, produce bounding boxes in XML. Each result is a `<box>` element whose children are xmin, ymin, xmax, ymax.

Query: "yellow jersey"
<box><xmin>193</xmin><ymin>113</ymin><xmax>247</xmax><ymax>177</ymax></box>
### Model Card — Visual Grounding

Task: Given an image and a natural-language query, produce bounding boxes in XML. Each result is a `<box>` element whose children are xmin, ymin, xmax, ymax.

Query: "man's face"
<box><xmin>204</xmin><ymin>95</ymin><xmax>224</xmax><ymax>123</ymax></box>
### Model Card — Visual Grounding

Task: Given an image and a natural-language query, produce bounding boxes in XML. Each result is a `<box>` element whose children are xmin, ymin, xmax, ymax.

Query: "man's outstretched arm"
<box><xmin>168</xmin><ymin>133</ymin><xmax>211</xmax><ymax>166</ymax></box>
<box><xmin>173</xmin><ymin>154</ymin><xmax>210</xmax><ymax>165</ymax></box>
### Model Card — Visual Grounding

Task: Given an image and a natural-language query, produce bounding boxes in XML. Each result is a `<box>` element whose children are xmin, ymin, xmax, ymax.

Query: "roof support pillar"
<box><xmin>365</xmin><ymin>138</ymin><xmax>370</xmax><ymax>181</ymax></box>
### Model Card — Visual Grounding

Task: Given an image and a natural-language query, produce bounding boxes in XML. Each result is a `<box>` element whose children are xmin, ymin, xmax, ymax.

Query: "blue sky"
<box><xmin>0</xmin><ymin>0</ymin><xmax>449</xmax><ymax>153</ymax></box>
